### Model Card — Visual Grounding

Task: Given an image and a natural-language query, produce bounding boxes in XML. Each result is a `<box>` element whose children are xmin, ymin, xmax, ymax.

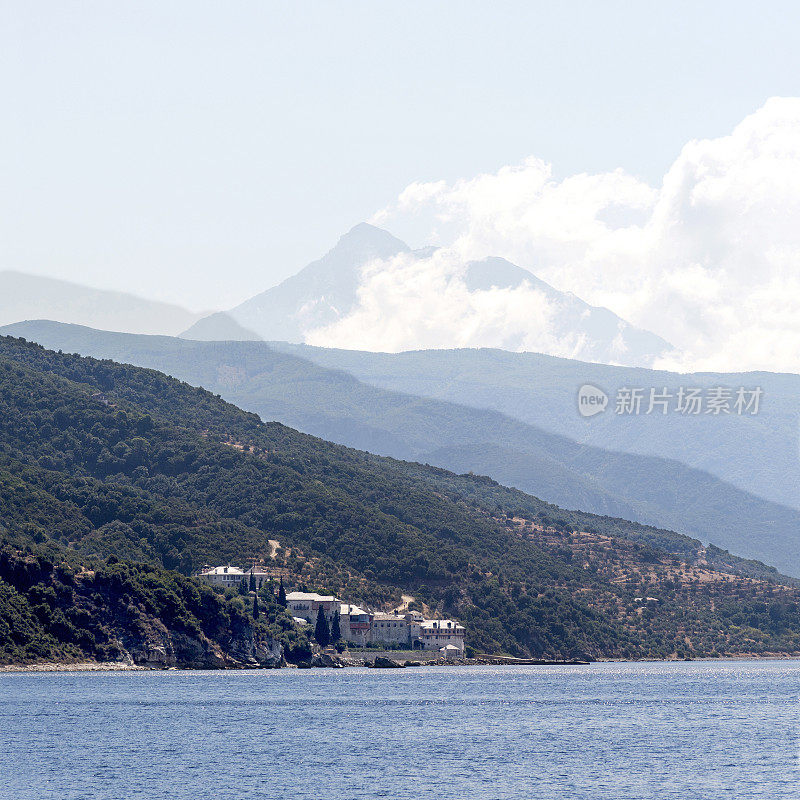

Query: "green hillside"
<box><xmin>3</xmin><ymin>334</ymin><xmax>800</xmax><ymax>663</ymax></box>
<box><xmin>0</xmin><ymin>544</ymin><xmax>305</xmax><ymax>667</ymax></box>
<box><xmin>5</xmin><ymin>321</ymin><xmax>799</xmax><ymax>576</ymax></box>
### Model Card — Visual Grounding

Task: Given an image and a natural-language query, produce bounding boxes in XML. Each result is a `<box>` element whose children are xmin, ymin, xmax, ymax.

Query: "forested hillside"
<box><xmin>0</xmin><ymin>544</ymin><xmax>303</xmax><ymax>667</ymax></box>
<box><xmin>7</xmin><ymin>321</ymin><xmax>799</xmax><ymax>576</ymax></box>
<box><xmin>3</xmin><ymin>334</ymin><xmax>800</xmax><ymax>663</ymax></box>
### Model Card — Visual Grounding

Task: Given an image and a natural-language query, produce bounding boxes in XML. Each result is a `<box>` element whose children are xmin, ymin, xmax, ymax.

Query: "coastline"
<box><xmin>0</xmin><ymin>661</ymin><xmax>147</xmax><ymax>674</ymax></box>
<box><xmin>5</xmin><ymin>652</ymin><xmax>800</xmax><ymax>674</ymax></box>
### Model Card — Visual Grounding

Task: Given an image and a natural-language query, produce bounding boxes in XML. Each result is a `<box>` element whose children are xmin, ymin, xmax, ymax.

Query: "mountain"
<box><xmin>461</xmin><ymin>256</ymin><xmax>671</xmax><ymax>364</ymax></box>
<box><xmin>181</xmin><ymin>223</ymin><xmax>411</xmax><ymax>343</ymax></box>
<box><xmin>4</xmin><ymin>333</ymin><xmax>800</xmax><ymax>664</ymax></box>
<box><xmin>0</xmin><ymin>270</ymin><xmax>203</xmax><ymax>335</ymax></box>
<box><xmin>180</xmin><ymin>223</ymin><xmax>673</xmax><ymax>367</ymax></box>
<box><xmin>6</xmin><ymin>320</ymin><xmax>800</xmax><ymax>577</ymax></box>
<box><xmin>266</xmin><ymin>344</ymin><xmax>800</xmax><ymax>513</ymax></box>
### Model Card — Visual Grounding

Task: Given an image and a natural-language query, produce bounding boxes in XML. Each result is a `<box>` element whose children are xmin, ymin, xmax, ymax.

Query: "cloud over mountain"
<box><xmin>304</xmin><ymin>247</ymin><xmax>669</xmax><ymax>363</ymax></box>
<box><xmin>372</xmin><ymin>98</ymin><xmax>800</xmax><ymax>372</ymax></box>
<box><xmin>183</xmin><ymin>224</ymin><xmax>671</xmax><ymax>367</ymax></box>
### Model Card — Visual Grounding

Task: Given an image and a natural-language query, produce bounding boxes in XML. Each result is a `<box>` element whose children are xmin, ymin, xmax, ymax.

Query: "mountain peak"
<box><xmin>181</xmin><ymin>224</ymin><xmax>672</xmax><ymax>365</ymax></box>
<box><xmin>335</xmin><ymin>222</ymin><xmax>410</xmax><ymax>258</ymax></box>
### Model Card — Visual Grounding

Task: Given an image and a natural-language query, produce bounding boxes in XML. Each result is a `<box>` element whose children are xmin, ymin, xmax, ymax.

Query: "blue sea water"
<box><xmin>1</xmin><ymin>660</ymin><xmax>799</xmax><ymax>800</ymax></box>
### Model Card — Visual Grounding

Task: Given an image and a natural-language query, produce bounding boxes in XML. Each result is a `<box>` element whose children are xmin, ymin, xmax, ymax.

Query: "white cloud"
<box><xmin>363</xmin><ymin>97</ymin><xmax>800</xmax><ymax>373</ymax></box>
<box><xmin>305</xmin><ymin>249</ymin><xmax>591</xmax><ymax>358</ymax></box>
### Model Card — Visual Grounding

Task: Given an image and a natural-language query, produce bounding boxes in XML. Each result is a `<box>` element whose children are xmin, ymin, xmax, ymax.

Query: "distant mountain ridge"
<box><xmin>0</xmin><ymin>270</ymin><xmax>203</xmax><ymax>336</ymax></box>
<box><xmin>269</xmin><ymin>343</ymin><xmax>800</xmax><ymax>513</ymax></box>
<box><xmin>181</xmin><ymin>223</ymin><xmax>673</xmax><ymax>367</ymax></box>
<box><xmin>6</xmin><ymin>320</ymin><xmax>800</xmax><ymax>577</ymax></box>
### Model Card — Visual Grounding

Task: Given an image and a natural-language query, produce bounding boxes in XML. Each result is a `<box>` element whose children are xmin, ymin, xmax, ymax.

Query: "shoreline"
<box><xmin>0</xmin><ymin>661</ymin><xmax>147</xmax><ymax>674</ymax></box>
<box><xmin>4</xmin><ymin>652</ymin><xmax>800</xmax><ymax>674</ymax></box>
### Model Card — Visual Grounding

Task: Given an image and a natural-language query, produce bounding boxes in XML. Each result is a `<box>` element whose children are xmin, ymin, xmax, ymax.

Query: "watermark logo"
<box><xmin>577</xmin><ymin>385</ymin><xmax>763</xmax><ymax>417</ymax></box>
<box><xmin>577</xmin><ymin>384</ymin><xmax>609</xmax><ymax>417</ymax></box>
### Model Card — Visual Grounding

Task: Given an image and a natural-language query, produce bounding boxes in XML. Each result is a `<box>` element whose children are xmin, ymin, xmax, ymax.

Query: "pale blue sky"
<box><xmin>2</xmin><ymin>1</ymin><xmax>798</xmax><ymax>310</ymax></box>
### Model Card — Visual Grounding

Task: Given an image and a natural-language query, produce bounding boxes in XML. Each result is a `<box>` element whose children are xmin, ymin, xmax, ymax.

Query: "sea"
<box><xmin>1</xmin><ymin>660</ymin><xmax>799</xmax><ymax>800</ymax></box>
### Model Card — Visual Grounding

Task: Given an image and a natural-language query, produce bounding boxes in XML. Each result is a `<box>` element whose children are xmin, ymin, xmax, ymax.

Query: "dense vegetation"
<box><xmin>8</xmin><ymin>320</ymin><xmax>799</xmax><ymax>576</ymax></box>
<box><xmin>0</xmin><ymin>543</ymin><xmax>308</xmax><ymax>666</ymax></box>
<box><xmin>2</xmin><ymin>334</ymin><xmax>800</xmax><ymax>663</ymax></box>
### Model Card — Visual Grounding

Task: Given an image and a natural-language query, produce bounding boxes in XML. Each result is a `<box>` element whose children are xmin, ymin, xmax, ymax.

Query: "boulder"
<box><xmin>372</xmin><ymin>656</ymin><xmax>405</xmax><ymax>668</ymax></box>
<box><xmin>311</xmin><ymin>652</ymin><xmax>344</xmax><ymax>668</ymax></box>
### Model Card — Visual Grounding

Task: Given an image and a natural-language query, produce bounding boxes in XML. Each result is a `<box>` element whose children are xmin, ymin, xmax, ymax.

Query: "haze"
<box><xmin>3</xmin><ymin>1</ymin><xmax>800</xmax><ymax>316</ymax></box>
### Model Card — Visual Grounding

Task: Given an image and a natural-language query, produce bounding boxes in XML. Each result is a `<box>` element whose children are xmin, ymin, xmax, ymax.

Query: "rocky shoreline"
<box><xmin>0</xmin><ymin>653</ymin><xmax>589</xmax><ymax>672</ymax></box>
<box><xmin>0</xmin><ymin>660</ymin><xmax>148</xmax><ymax>673</ymax></box>
<box><xmin>6</xmin><ymin>652</ymin><xmax>800</xmax><ymax>674</ymax></box>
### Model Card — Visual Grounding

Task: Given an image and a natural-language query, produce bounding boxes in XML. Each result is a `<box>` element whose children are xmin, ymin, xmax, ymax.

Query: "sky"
<box><xmin>348</xmin><ymin>98</ymin><xmax>800</xmax><ymax>373</ymax></box>
<box><xmin>3</xmin><ymin>1</ymin><xmax>800</xmax><ymax>315</ymax></box>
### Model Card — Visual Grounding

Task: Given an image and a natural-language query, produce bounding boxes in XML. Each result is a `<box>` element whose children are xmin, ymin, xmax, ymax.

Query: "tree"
<box><xmin>314</xmin><ymin>611</ymin><xmax>330</xmax><ymax>647</ymax></box>
<box><xmin>253</xmin><ymin>592</ymin><xmax>260</xmax><ymax>620</ymax></box>
<box><xmin>249</xmin><ymin>571</ymin><xmax>256</xmax><ymax>592</ymax></box>
<box><xmin>330</xmin><ymin>610</ymin><xmax>341</xmax><ymax>643</ymax></box>
<box><xmin>238</xmin><ymin>577</ymin><xmax>248</xmax><ymax>596</ymax></box>
<box><xmin>277</xmin><ymin>577</ymin><xmax>287</xmax><ymax>608</ymax></box>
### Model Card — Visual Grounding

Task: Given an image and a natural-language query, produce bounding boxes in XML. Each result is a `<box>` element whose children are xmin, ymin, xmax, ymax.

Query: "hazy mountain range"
<box><xmin>181</xmin><ymin>223</ymin><xmax>674</xmax><ymax>368</ymax></box>
<box><xmin>0</xmin><ymin>270</ymin><xmax>203</xmax><ymax>335</ymax></box>
<box><xmin>3</xmin><ymin>222</ymin><xmax>797</xmax><ymax>573</ymax></box>
<box><xmin>5</xmin><ymin>319</ymin><xmax>800</xmax><ymax>576</ymax></box>
<box><xmin>269</xmin><ymin>343</ymin><xmax>800</xmax><ymax>513</ymax></box>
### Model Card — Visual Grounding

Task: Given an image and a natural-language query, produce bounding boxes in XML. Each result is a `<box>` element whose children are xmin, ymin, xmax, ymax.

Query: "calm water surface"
<box><xmin>1</xmin><ymin>660</ymin><xmax>799</xmax><ymax>800</ymax></box>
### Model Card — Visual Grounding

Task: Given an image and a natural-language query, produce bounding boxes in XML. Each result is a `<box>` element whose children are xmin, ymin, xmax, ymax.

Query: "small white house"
<box><xmin>194</xmin><ymin>565</ymin><xmax>247</xmax><ymax>588</ymax></box>
<box><xmin>439</xmin><ymin>644</ymin><xmax>461</xmax><ymax>660</ymax></box>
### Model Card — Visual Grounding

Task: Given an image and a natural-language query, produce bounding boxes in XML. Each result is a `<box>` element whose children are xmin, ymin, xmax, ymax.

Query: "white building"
<box><xmin>419</xmin><ymin>619</ymin><xmax>465</xmax><ymax>654</ymax></box>
<box><xmin>194</xmin><ymin>565</ymin><xmax>248</xmax><ymax>588</ymax></box>
<box><xmin>439</xmin><ymin>644</ymin><xmax>461</xmax><ymax>660</ymax></box>
<box><xmin>285</xmin><ymin>591</ymin><xmax>341</xmax><ymax>626</ymax></box>
<box><xmin>359</xmin><ymin>611</ymin><xmax>466</xmax><ymax>654</ymax></box>
<box><xmin>195</xmin><ymin>565</ymin><xmax>288</xmax><ymax>590</ymax></box>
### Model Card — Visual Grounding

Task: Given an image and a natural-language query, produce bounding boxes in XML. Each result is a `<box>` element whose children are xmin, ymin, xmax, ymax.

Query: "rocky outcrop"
<box><xmin>310</xmin><ymin>651</ymin><xmax>344</xmax><ymax>668</ymax></box>
<box><xmin>371</xmin><ymin>656</ymin><xmax>405</xmax><ymax>668</ymax></box>
<box><xmin>132</xmin><ymin>644</ymin><xmax>176</xmax><ymax>669</ymax></box>
<box><xmin>121</xmin><ymin>622</ymin><xmax>282</xmax><ymax>670</ymax></box>
<box><xmin>219</xmin><ymin>617</ymin><xmax>283</xmax><ymax>668</ymax></box>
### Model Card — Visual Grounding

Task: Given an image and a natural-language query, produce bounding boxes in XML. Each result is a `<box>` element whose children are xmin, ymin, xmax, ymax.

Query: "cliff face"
<box><xmin>0</xmin><ymin>550</ymin><xmax>285</xmax><ymax>669</ymax></box>
<box><xmin>120</xmin><ymin>619</ymin><xmax>283</xmax><ymax>669</ymax></box>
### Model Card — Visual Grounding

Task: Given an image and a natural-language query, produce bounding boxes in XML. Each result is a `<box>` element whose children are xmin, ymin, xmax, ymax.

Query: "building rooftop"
<box><xmin>285</xmin><ymin>591</ymin><xmax>339</xmax><ymax>603</ymax></box>
<box><xmin>198</xmin><ymin>565</ymin><xmax>246</xmax><ymax>576</ymax></box>
<box><xmin>340</xmin><ymin>604</ymin><xmax>369</xmax><ymax>617</ymax></box>
<box><xmin>421</xmin><ymin>619</ymin><xmax>464</xmax><ymax>631</ymax></box>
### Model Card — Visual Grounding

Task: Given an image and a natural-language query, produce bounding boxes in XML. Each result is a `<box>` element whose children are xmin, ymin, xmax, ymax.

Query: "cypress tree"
<box><xmin>330</xmin><ymin>610</ymin><xmax>341</xmax><ymax>643</ymax></box>
<box><xmin>278</xmin><ymin>577</ymin><xmax>287</xmax><ymax>608</ymax></box>
<box><xmin>253</xmin><ymin>592</ymin><xmax>260</xmax><ymax>620</ymax></box>
<box><xmin>314</xmin><ymin>611</ymin><xmax>330</xmax><ymax>647</ymax></box>
<box><xmin>238</xmin><ymin>577</ymin><xmax>249</xmax><ymax>596</ymax></box>
<box><xmin>249</xmin><ymin>571</ymin><xmax>256</xmax><ymax>592</ymax></box>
